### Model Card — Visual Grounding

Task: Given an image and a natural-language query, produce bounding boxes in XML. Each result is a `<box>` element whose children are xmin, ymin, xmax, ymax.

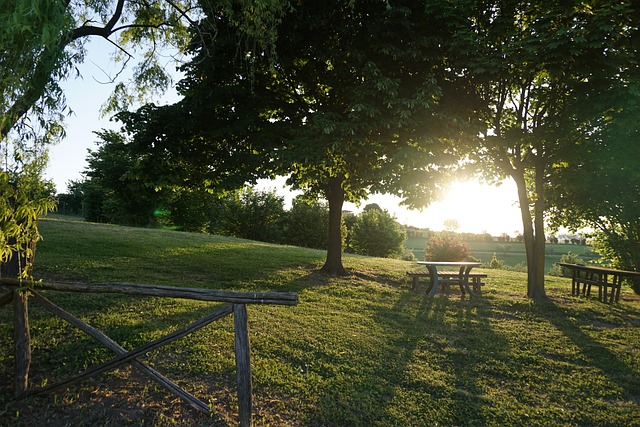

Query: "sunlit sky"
<box><xmin>257</xmin><ymin>177</ymin><xmax>523</xmax><ymax>236</ymax></box>
<box><xmin>44</xmin><ymin>40</ymin><xmax>524</xmax><ymax>237</ymax></box>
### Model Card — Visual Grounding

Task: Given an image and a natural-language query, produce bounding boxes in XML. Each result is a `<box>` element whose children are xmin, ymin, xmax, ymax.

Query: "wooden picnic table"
<box><xmin>417</xmin><ymin>261</ymin><xmax>482</xmax><ymax>298</ymax></box>
<box><xmin>559</xmin><ymin>263</ymin><xmax>640</xmax><ymax>303</ymax></box>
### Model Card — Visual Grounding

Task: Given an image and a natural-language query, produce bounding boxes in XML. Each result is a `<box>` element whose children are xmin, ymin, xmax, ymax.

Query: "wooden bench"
<box><xmin>406</xmin><ymin>270</ymin><xmax>488</xmax><ymax>295</ymax></box>
<box><xmin>559</xmin><ymin>263</ymin><xmax>640</xmax><ymax>303</ymax></box>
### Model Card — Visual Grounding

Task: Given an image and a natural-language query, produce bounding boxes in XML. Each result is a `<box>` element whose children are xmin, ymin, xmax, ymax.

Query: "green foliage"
<box><xmin>82</xmin><ymin>130</ymin><xmax>160</xmax><ymax>227</ymax></box>
<box><xmin>591</xmin><ymin>231</ymin><xmax>640</xmax><ymax>294</ymax></box>
<box><xmin>145</xmin><ymin>0</ymin><xmax>471</xmax><ymax>273</ymax></box>
<box><xmin>209</xmin><ymin>188</ymin><xmax>285</xmax><ymax>243</ymax></box>
<box><xmin>424</xmin><ymin>231</ymin><xmax>471</xmax><ymax>262</ymax></box>
<box><xmin>56</xmin><ymin>180</ymin><xmax>84</xmax><ymax>215</ymax></box>
<box><xmin>489</xmin><ymin>252</ymin><xmax>501</xmax><ymax>269</ymax></box>
<box><xmin>349</xmin><ymin>209</ymin><xmax>406</xmax><ymax>258</ymax></box>
<box><xmin>546</xmin><ymin>82</ymin><xmax>640</xmax><ymax>293</ymax></box>
<box><xmin>0</xmin><ymin>166</ymin><xmax>55</xmax><ymax>280</ymax></box>
<box><xmin>280</xmin><ymin>196</ymin><xmax>331</xmax><ymax>250</ymax></box>
<box><xmin>157</xmin><ymin>187</ymin><xmax>219</xmax><ymax>233</ymax></box>
<box><xmin>443</xmin><ymin>0</ymin><xmax>640</xmax><ymax>297</ymax></box>
<box><xmin>0</xmin><ymin>0</ymin><xmax>73</xmax><ymax>143</ymax></box>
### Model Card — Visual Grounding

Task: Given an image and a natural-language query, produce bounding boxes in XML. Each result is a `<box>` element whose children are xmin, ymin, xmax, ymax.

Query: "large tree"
<box><xmin>446</xmin><ymin>0</ymin><xmax>639</xmax><ymax>300</ymax></box>
<box><xmin>1</xmin><ymin>0</ymin><xmax>292</xmax><ymax>274</ymax></box>
<box><xmin>547</xmin><ymin>88</ymin><xmax>640</xmax><ymax>293</ymax></box>
<box><xmin>136</xmin><ymin>0</ymin><xmax>472</xmax><ymax>274</ymax></box>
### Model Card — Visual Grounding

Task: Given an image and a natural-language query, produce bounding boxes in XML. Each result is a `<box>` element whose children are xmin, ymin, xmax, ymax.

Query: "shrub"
<box><xmin>349</xmin><ymin>209</ymin><xmax>406</xmax><ymax>258</ymax></box>
<box><xmin>209</xmin><ymin>189</ymin><xmax>285</xmax><ymax>243</ymax></box>
<box><xmin>400</xmin><ymin>249</ymin><xmax>417</xmax><ymax>261</ymax></box>
<box><xmin>280</xmin><ymin>197</ymin><xmax>332</xmax><ymax>249</ymax></box>
<box><xmin>424</xmin><ymin>232</ymin><xmax>471</xmax><ymax>261</ymax></box>
<box><xmin>489</xmin><ymin>252</ymin><xmax>502</xmax><ymax>269</ymax></box>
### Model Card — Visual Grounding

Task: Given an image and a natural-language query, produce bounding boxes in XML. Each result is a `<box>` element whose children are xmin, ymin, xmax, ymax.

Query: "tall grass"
<box><xmin>0</xmin><ymin>216</ymin><xmax>638</xmax><ymax>426</ymax></box>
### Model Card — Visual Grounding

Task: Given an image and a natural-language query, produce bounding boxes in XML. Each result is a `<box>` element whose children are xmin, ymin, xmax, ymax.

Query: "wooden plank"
<box><xmin>0</xmin><ymin>278</ymin><xmax>298</xmax><ymax>306</ymax></box>
<box><xmin>559</xmin><ymin>263</ymin><xmax>640</xmax><ymax>277</ymax></box>
<box><xmin>31</xmin><ymin>291</ymin><xmax>211</xmax><ymax>414</ymax></box>
<box><xmin>23</xmin><ymin>304</ymin><xmax>234</xmax><ymax>399</ymax></box>
<box><xmin>12</xmin><ymin>290</ymin><xmax>31</xmax><ymax>398</ymax></box>
<box><xmin>574</xmin><ymin>279</ymin><xmax>604</xmax><ymax>287</ymax></box>
<box><xmin>406</xmin><ymin>271</ymin><xmax>487</xmax><ymax>278</ymax></box>
<box><xmin>234</xmin><ymin>304</ymin><xmax>252</xmax><ymax>427</ymax></box>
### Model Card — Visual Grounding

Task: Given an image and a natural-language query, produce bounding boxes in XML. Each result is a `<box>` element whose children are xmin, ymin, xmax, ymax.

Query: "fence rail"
<box><xmin>0</xmin><ymin>278</ymin><xmax>298</xmax><ymax>426</ymax></box>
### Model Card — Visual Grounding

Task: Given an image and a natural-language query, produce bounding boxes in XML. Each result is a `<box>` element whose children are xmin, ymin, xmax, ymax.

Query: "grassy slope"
<box><xmin>1</xmin><ymin>217</ymin><xmax>639</xmax><ymax>426</ymax></box>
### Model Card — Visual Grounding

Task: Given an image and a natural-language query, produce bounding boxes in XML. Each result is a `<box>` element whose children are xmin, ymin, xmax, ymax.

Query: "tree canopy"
<box><xmin>121</xmin><ymin>0</ymin><xmax>473</xmax><ymax>274</ymax></box>
<box><xmin>444</xmin><ymin>0</ymin><xmax>640</xmax><ymax>299</ymax></box>
<box><xmin>0</xmin><ymin>0</ymin><xmax>290</xmax><ymax>275</ymax></box>
<box><xmin>547</xmin><ymin>88</ymin><xmax>640</xmax><ymax>292</ymax></box>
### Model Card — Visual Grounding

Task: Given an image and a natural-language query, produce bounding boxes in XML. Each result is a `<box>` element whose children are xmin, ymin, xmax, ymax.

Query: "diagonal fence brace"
<box><xmin>30</xmin><ymin>291</ymin><xmax>212</xmax><ymax>413</ymax></box>
<box><xmin>22</xmin><ymin>302</ymin><xmax>234</xmax><ymax>399</ymax></box>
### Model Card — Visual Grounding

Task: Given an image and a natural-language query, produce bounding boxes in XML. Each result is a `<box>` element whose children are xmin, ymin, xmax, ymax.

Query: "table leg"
<box><xmin>427</xmin><ymin>265</ymin><xmax>439</xmax><ymax>297</ymax></box>
<box><xmin>460</xmin><ymin>266</ymin><xmax>476</xmax><ymax>298</ymax></box>
<box><xmin>613</xmin><ymin>275</ymin><xmax>621</xmax><ymax>303</ymax></box>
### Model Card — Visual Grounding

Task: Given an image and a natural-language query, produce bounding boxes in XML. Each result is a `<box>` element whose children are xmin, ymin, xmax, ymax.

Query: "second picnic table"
<box><xmin>417</xmin><ymin>261</ymin><xmax>482</xmax><ymax>298</ymax></box>
<box><xmin>559</xmin><ymin>262</ymin><xmax>640</xmax><ymax>303</ymax></box>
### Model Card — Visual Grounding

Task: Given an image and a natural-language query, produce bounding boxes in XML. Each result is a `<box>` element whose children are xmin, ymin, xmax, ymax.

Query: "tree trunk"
<box><xmin>511</xmin><ymin>163</ymin><xmax>547</xmax><ymax>301</ymax></box>
<box><xmin>530</xmin><ymin>173</ymin><xmax>547</xmax><ymax>300</ymax></box>
<box><xmin>513</xmin><ymin>173</ymin><xmax>546</xmax><ymax>301</ymax></box>
<box><xmin>321</xmin><ymin>176</ymin><xmax>346</xmax><ymax>275</ymax></box>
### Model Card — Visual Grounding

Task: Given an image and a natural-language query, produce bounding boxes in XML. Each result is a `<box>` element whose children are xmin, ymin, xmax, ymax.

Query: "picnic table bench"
<box><xmin>559</xmin><ymin>263</ymin><xmax>640</xmax><ymax>303</ymax></box>
<box><xmin>407</xmin><ymin>269</ymin><xmax>487</xmax><ymax>295</ymax></box>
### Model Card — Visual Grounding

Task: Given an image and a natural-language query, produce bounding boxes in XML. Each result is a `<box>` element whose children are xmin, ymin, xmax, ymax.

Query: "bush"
<box><xmin>548</xmin><ymin>251</ymin><xmax>586</xmax><ymax>277</ymax></box>
<box><xmin>280</xmin><ymin>197</ymin><xmax>331</xmax><ymax>249</ymax></box>
<box><xmin>349</xmin><ymin>209</ymin><xmax>406</xmax><ymax>258</ymax></box>
<box><xmin>209</xmin><ymin>189</ymin><xmax>285</xmax><ymax>243</ymax></box>
<box><xmin>424</xmin><ymin>232</ymin><xmax>471</xmax><ymax>261</ymax></box>
<box><xmin>489</xmin><ymin>253</ymin><xmax>502</xmax><ymax>269</ymax></box>
<box><xmin>400</xmin><ymin>249</ymin><xmax>417</xmax><ymax>261</ymax></box>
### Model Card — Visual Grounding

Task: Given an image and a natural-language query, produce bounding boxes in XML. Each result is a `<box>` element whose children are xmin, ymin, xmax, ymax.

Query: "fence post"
<box><xmin>234</xmin><ymin>304</ymin><xmax>252</xmax><ymax>427</ymax></box>
<box><xmin>13</xmin><ymin>289</ymin><xmax>30</xmax><ymax>397</ymax></box>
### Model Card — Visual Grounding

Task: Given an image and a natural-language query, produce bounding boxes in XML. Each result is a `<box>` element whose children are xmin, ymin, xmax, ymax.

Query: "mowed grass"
<box><xmin>1</xmin><ymin>216</ymin><xmax>639</xmax><ymax>426</ymax></box>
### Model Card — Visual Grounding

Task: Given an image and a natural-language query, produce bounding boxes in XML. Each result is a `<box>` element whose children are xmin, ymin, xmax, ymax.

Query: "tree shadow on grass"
<box><xmin>541</xmin><ymin>299</ymin><xmax>640</xmax><ymax>399</ymax></box>
<box><xmin>303</xmin><ymin>289</ymin><xmax>511</xmax><ymax>426</ymax></box>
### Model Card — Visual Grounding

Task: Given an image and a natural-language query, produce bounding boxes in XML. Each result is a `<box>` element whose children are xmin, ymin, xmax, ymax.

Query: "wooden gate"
<box><xmin>0</xmin><ymin>278</ymin><xmax>298</xmax><ymax>426</ymax></box>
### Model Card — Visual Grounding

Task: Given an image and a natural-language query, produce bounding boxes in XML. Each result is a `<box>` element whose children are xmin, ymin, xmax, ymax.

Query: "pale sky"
<box><xmin>45</xmin><ymin>39</ymin><xmax>524</xmax><ymax>236</ymax></box>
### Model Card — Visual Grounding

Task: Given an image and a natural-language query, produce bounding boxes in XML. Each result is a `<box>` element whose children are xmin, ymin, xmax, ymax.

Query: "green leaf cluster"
<box><xmin>349</xmin><ymin>208</ymin><xmax>406</xmax><ymax>258</ymax></box>
<box><xmin>0</xmin><ymin>167</ymin><xmax>55</xmax><ymax>281</ymax></box>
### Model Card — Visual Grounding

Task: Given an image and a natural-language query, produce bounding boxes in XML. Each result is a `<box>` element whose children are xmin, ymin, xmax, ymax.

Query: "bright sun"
<box><xmin>435</xmin><ymin>180</ymin><xmax>522</xmax><ymax>235</ymax></box>
<box><xmin>368</xmin><ymin>180</ymin><xmax>524</xmax><ymax>236</ymax></box>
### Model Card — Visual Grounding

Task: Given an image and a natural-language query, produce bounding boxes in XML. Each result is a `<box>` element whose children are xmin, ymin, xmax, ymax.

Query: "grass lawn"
<box><xmin>1</xmin><ymin>216</ymin><xmax>639</xmax><ymax>426</ymax></box>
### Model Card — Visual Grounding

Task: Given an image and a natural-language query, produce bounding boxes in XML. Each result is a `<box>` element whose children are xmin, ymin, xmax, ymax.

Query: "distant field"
<box><xmin>405</xmin><ymin>236</ymin><xmax>599</xmax><ymax>272</ymax></box>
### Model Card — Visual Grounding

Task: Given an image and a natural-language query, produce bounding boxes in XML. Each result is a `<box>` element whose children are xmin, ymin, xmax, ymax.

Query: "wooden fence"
<box><xmin>0</xmin><ymin>278</ymin><xmax>298</xmax><ymax>426</ymax></box>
